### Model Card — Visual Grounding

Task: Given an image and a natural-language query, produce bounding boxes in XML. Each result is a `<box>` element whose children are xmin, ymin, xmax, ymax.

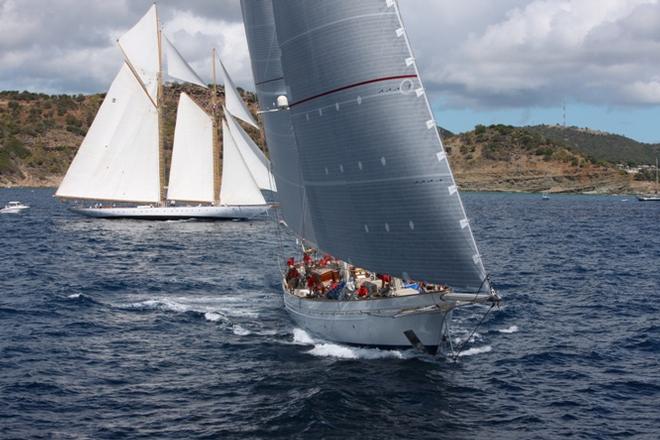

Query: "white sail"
<box><xmin>167</xmin><ymin>93</ymin><xmax>215</xmax><ymax>203</ymax></box>
<box><xmin>225</xmin><ymin>112</ymin><xmax>276</xmax><ymax>192</ymax></box>
<box><xmin>117</xmin><ymin>5</ymin><xmax>159</xmax><ymax>102</ymax></box>
<box><xmin>56</xmin><ymin>64</ymin><xmax>160</xmax><ymax>203</ymax></box>
<box><xmin>220</xmin><ymin>119</ymin><xmax>267</xmax><ymax>206</ymax></box>
<box><xmin>217</xmin><ymin>56</ymin><xmax>259</xmax><ymax>128</ymax></box>
<box><xmin>164</xmin><ymin>36</ymin><xmax>207</xmax><ymax>88</ymax></box>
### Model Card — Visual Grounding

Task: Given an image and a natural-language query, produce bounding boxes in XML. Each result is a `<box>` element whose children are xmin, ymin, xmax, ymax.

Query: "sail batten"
<box><xmin>242</xmin><ymin>0</ymin><xmax>488</xmax><ymax>291</ymax></box>
<box><xmin>167</xmin><ymin>93</ymin><xmax>215</xmax><ymax>203</ymax></box>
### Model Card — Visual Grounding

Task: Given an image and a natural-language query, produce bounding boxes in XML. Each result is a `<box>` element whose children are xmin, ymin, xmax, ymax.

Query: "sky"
<box><xmin>1</xmin><ymin>0</ymin><xmax>659</xmax><ymax>142</ymax></box>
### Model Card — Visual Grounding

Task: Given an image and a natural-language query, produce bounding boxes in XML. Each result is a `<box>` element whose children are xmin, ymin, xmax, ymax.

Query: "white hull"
<box><xmin>69</xmin><ymin>204</ymin><xmax>270</xmax><ymax>220</ymax></box>
<box><xmin>0</xmin><ymin>207</ymin><xmax>29</xmax><ymax>214</ymax></box>
<box><xmin>283</xmin><ymin>287</ymin><xmax>492</xmax><ymax>352</ymax></box>
<box><xmin>638</xmin><ymin>196</ymin><xmax>660</xmax><ymax>202</ymax></box>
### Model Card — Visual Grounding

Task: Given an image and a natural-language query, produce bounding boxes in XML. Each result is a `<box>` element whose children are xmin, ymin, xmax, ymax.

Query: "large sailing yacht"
<box><xmin>241</xmin><ymin>0</ymin><xmax>500</xmax><ymax>354</ymax></box>
<box><xmin>56</xmin><ymin>5</ymin><xmax>275</xmax><ymax>220</ymax></box>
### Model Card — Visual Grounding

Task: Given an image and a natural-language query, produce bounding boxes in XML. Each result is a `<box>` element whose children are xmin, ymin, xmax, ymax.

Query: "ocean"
<box><xmin>1</xmin><ymin>188</ymin><xmax>658</xmax><ymax>439</ymax></box>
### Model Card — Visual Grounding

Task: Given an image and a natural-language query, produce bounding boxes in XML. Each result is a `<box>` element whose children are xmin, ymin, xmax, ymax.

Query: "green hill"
<box><xmin>527</xmin><ymin>124</ymin><xmax>660</xmax><ymax>166</ymax></box>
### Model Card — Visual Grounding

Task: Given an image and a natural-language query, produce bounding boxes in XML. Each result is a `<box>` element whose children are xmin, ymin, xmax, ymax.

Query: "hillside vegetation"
<box><xmin>0</xmin><ymin>85</ymin><xmax>260</xmax><ymax>187</ymax></box>
<box><xmin>0</xmin><ymin>88</ymin><xmax>655</xmax><ymax>194</ymax></box>
<box><xmin>528</xmin><ymin>125</ymin><xmax>660</xmax><ymax>166</ymax></box>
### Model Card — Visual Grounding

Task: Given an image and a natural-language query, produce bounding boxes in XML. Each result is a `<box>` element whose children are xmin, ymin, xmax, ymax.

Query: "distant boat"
<box><xmin>55</xmin><ymin>5</ymin><xmax>275</xmax><ymax>220</ymax></box>
<box><xmin>542</xmin><ymin>193</ymin><xmax>550</xmax><ymax>200</ymax></box>
<box><xmin>1</xmin><ymin>201</ymin><xmax>29</xmax><ymax>214</ymax></box>
<box><xmin>242</xmin><ymin>0</ymin><xmax>500</xmax><ymax>354</ymax></box>
<box><xmin>637</xmin><ymin>158</ymin><xmax>660</xmax><ymax>202</ymax></box>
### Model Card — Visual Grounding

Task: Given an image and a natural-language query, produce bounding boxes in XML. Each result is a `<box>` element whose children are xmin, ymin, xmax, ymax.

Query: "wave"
<box><xmin>292</xmin><ymin>328</ymin><xmax>409</xmax><ymax>360</ymax></box>
<box><xmin>498</xmin><ymin>325</ymin><xmax>519</xmax><ymax>334</ymax></box>
<box><xmin>458</xmin><ymin>345</ymin><xmax>493</xmax><ymax>357</ymax></box>
<box><xmin>233</xmin><ymin>325</ymin><xmax>251</xmax><ymax>336</ymax></box>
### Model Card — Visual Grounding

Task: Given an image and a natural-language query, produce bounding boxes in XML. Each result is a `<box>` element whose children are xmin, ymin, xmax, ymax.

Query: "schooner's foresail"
<box><xmin>217</xmin><ymin>56</ymin><xmax>259</xmax><ymax>129</ymax></box>
<box><xmin>164</xmin><ymin>36</ymin><xmax>208</xmax><ymax>89</ymax></box>
<box><xmin>220</xmin><ymin>119</ymin><xmax>267</xmax><ymax>206</ymax></box>
<box><xmin>245</xmin><ymin>0</ymin><xmax>488</xmax><ymax>292</ymax></box>
<box><xmin>55</xmin><ymin>64</ymin><xmax>160</xmax><ymax>203</ymax></box>
<box><xmin>225</xmin><ymin>113</ymin><xmax>276</xmax><ymax>192</ymax></box>
<box><xmin>167</xmin><ymin>93</ymin><xmax>215</xmax><ymax>203</ymax></box>
<box><xmin>241</xmin><ymin>1</ymin><xmax>317</xmax><ymax>243</ymax></box>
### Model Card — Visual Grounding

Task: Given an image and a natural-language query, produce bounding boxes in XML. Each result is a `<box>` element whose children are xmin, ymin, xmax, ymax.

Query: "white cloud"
<box><xmin>1</xmin><ymin>0</ymin><xmax>660</xmax><ymax>110</ymax></box>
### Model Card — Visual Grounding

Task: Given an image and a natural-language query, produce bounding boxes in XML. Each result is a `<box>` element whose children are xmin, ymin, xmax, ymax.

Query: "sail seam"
<box><xmin>279</xmin><ymin>12</ymin><xmax>398</xmax><ymax>47</ymax></box>
<box><xmin>289</xmin><ymin>74</ymin><xmax>417</xmax><ymax>107</ymax></box>
<box><xmin>256</xmin><ymin>76</ymin><xmax>284</xmax><ymax>86</ymax></box>
<box><xmin>302</xmin><ymin>172</ymin><xmax>453</xmax><ymax>187</ymax></box>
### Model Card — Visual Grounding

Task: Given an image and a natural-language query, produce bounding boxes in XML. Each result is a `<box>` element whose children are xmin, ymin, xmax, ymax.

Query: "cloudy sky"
<box><xmin>1</xmin><ymin>0</ymin><xmax>659</xmax><ymax>142</ymax></box>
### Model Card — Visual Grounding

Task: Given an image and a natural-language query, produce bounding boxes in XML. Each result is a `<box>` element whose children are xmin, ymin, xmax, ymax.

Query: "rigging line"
<box><xmin>452</xmin><ymin>303</ymin><xmax>495</xmax><ymax>362</ymax></box>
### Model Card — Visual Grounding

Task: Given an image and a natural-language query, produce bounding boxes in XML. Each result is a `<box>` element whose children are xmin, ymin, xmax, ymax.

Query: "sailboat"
<box><xmin>241</xmin><ymin>0</ymin><xmax>500</xmax><ymax>354</ymax></box>
<box><xmin>638</xmin><ymin>158</ymin><xmax>660</xmax><ymax>202</ymax></box>
<box><xmin>55</xmin><ymin>5</ymin><xmax>275</xmax><ymax>220</ymax></box>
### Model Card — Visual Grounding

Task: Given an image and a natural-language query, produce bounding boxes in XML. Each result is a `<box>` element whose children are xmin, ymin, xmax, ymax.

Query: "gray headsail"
<box><xmin>241</xmin><ymin>0</ymin><xmax>316</xmax><ymax>244</ymax></box>
<box><xmin>241</xmin><ymin>0</ymin><xmax>489</xmax><ymax>292</ymax></box>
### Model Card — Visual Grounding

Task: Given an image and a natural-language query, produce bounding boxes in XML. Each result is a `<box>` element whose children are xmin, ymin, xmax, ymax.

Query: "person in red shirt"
<box><xmin>357</xmin><ymin>285</ymin><xmax>369</xmax><ymax>298</ymax></box>
<box><xmin>285</xmin><ymin>265</ymin><xmax>299</xmax><ymax>290</ymax></box>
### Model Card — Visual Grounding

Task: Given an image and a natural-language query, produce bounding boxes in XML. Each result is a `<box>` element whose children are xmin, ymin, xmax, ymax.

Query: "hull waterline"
<box><xmin>69</xmin><ymin>205</ymin><xmax>270</xmax><ymax>220</ymax></box>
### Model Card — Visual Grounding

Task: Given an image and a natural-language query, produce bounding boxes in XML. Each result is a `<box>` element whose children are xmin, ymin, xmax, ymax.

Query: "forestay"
<box><xmin>241</xmin><ymin>0</ymin><xmax>317</xmax><ymax>244</ymax></box>
<box><xmin>219</xmin><ymin>119</ymin><xmax>267</xmax><ymax>206</ymax></box>
<box><xmin>56</xmin><ymin>64</ymin><xmax>160</xmax><ymax>203</ymax></box>
<box><xmin>164</xmin><ymin>37</ymin><xmax>207</xmax><ymax>88</ymax></box>
<box><xmin>225</xmin><ymin>113</ymin><xmax>276</xmax><ymax>192</ymax></box>
<box><xmin>167</xmin><ymin>93</ymin><xmax>215</xmax><ymax>203</ymax></box>
<box><xmin>217</xmin><ymin>56</ymin><xmax>259</xmax><ymax>129</ymax></box>
<box><xmin>117</xmin><ymin>5</ymin><xmax>159</xmax><ymax>102</ymax></box>
<box><xmin>243</xmin><ymin>0</ymin><xmax>489</xmax><ymax>291</ymax></box>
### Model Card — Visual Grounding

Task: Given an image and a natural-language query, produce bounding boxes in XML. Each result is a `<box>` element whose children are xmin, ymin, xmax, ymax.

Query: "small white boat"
<box><xmin>541</xmin><ymin>192</ymin><xmax>550</xmax><ymax>200</ymax></box>
<box><xmin>1</xmin><ymin>201</ymin><xmax>30</xmax><ymax>214</ymax></box>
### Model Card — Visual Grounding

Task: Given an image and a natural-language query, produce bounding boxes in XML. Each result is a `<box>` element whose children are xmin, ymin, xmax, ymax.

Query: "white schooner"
<box><xmin>241</xmin><ymin>0</ymin><xmax>500</xmax><ymax>354</ymax></box>
<box><xmin>56</xmin><ymin>5</ymin><xmax>275</xmax><ymax>220</ymax></box>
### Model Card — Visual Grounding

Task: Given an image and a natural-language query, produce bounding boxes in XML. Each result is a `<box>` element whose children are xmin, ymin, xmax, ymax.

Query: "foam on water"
<box><xmin>292</xmin><ymin>328</ymin><xmax>408</xmax><ymax>360</ymax></box>
<box><xmin>458</xmin><ymin>345</ymin><xmax>493</xmax><ymax>357</ymax></box>
<box><xmin>67</xmin><ymin>293</ymin><xmax>82</xmax><ymax>299</ymax></box>
<box><xmin>499</xmin><ymin>325</ymin><xmax>519</xmax><ymax>334</ymax></box>
<box><xmin>233</xmin><ymin>325</ymin><xmax>251</xmax><ymax>336</ymax></box>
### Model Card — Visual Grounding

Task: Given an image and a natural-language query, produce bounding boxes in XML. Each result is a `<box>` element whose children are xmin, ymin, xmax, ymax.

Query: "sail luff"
<box><xmin>391</xmin><ymin>0</ymin><xmax>489</xmax><ymax>287</ymax></box>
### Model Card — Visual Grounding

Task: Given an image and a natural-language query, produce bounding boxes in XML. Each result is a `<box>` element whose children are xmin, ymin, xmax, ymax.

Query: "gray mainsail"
<box><xmin>241</xmin><ymin>0</ymin><xmax>316</xmax><ymax>243</ymax></box>
<box><xmin>241</xmin><ymin>0</ymin><xmax>489</xmax><ymax>292</ymax></box>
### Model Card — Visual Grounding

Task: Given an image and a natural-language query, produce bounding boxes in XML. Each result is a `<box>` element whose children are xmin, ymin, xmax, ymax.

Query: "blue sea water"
<box><xmin>1</xmin><ymin>188</ymin><xmax>658</xmax><ymax>439</ymax></box>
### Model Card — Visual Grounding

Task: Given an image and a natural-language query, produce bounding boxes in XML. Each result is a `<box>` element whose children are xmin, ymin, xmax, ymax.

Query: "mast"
<box><xmin>656</xmin><ymin>157</ymin><xmax>658</xmax><ymax>194</ymax></box>
<box><xmin>156</xmin><ymin>4</ymin><xmax>166</xmax><ymax>205</ymax></box>
<box><xmin>212</xmin><ymin>48</ymin><xmax>222</xmax><ymax>205</ymax></box>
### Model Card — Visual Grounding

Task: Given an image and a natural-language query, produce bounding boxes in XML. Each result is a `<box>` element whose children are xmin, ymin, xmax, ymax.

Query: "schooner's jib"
<box><xmin>242</xmin><ymin>0</ymin><xmax>500</xmax><ymax>352</ymax></box>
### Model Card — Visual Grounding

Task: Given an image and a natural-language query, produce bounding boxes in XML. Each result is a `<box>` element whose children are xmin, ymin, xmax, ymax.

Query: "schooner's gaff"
<box><xmin>243</xmin><ymin>0</ymin><xmax>489</xmax><ymax>292</ymax></box>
